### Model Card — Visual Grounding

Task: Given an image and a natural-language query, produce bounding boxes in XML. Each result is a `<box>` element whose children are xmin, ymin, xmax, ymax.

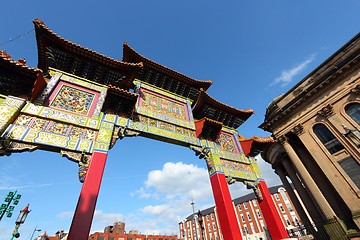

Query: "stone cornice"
<box><xmin>260</xmin><ymin>53</ymin><xmax>360</xmax><ymax>132</ymax></box>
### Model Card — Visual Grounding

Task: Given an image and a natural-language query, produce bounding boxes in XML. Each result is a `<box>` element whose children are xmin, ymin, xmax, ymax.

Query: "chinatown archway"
<box><xmin>0</xmin><ymin>19</ymin><xmax>289</xmax><ymax>240</ymax></box>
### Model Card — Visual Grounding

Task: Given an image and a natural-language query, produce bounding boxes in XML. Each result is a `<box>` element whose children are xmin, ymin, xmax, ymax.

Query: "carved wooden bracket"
<box><xmin>245</xmin><ymin>180</ymin><xmax>263</xmax><ymax>201</ymax></box>
<box><xmin>190</xmin><ymin>145</ymin><xmax>210</xmax><ymax>159</ymax></box>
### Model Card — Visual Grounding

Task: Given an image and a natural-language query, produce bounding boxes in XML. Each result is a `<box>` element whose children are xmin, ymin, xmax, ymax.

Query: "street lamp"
<box><xmin>30</xmin><ymin>226</ymin><xmax>42</xmax><ymax>240</ymax></box>
<box><xmin>10</xmin><ymin>204</ymin><xmax>31</xmax><ymax>239</ymax></box>
<box><xmin>0</xmin><ymin>190</ymin><xmax>21</xmax><ymax>221</ymax></box>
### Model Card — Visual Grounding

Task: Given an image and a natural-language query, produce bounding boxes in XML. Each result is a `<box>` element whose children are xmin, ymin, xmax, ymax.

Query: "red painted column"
<box><xmin>68</xmin><ymin>151</ymin><xmax>108</xmax><ymax>240</ymax></box>
<box><xmin>258</xmin><ymin>180</ymin><xmax>290</xmax><ymax>240</ymax></box>
<box><xmin>210</xmin><ymin>172</ymin><xmax>243</xmax><ymax>240</ymax></box>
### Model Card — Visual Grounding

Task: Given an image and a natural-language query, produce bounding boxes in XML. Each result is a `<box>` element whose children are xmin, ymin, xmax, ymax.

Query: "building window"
<box><xmin>313</xmin><ymin>124</ymin><xmax>344</xmax><ymax>154</ymax></box>
<box><xmin>274</xmin><ymin>193</ymin><xmax>280</xmax><ymax>201</ymax></box>
<box><xmin>241</xmin><ymin>214</ymin><xmax>245</xmax><ymax>222</ymax></box>
<box><xmin>259</xmin><ymin>220</ymin><xmax>265</xmax><ymax>231</ymax></box>
<box><xmin>279</xmin><ymin>204</ymin><xmax>285</xmax><ymax>213</ymax></box>
<box><xmin>252</xmin><ymin>199</ymin><xmax>258</xmax><ymax>206</ymax></box>
<box><xmin>284</xmin><ymin>215</ymin><xmax>291</xmax><ymax>226</ymax></box>
<box><xmin>211</xmin><ymin>213</ymin><xmax>214</xmax><ymax>219</ymax></box>
<box><xmin>250</xmin><ymin>223</ymin><xmax>255</xmax><ymax>234</ymax></box>
<box><xmin>206</xmin><ymin>215</ymin><xmax>209</xmax><ymax>221</ymax></box>
<box><xmin>279</xmin><ymin>188</ymin><xmax>289</xmax><ymax>202</ymax></box>
<box><xmin>247</xmin><ymin>212</ymin><xmax>252</xmax><ymax>221</ymax></box>
<box><xmin>208</xmin><ymin>223</ymin><xmax>211</xmax><ymax>231</ymax></box>
<box><xmin>237</xmin><ymin>204</ymin><xmax>242</xmax><ymax>211</ymax></box>
<box><xmin>109</xmin><ymin>237</ymin><xmax>115</xmax><ymax>240</ymax></box>
<box><xmin>345</xmin><ymin>102</ymin><xmax>360</xmax><ymax>125</ymax></box>
<box><xmin>243</xmin><ymin>226</ymin><xmax>249</xmax><ymax>234</ymax></box>
<box><xmin>256</xmin><ymin>210</ymin><xmax>262</xmax><ymax>218</ymax></box>
<box><xmin>339</xmin><ymin>156</ymin><xmax>360</xmax><ymax>189</ymax></box>
<box><xmin>243</xmin><ymin>203</ymin><xmax>248</xmax><ymax>209</ymax></box>
<box><xmin>212</xmin><ymin>222</ymin><xmax>216</xmax><ymax>230</ymax></box>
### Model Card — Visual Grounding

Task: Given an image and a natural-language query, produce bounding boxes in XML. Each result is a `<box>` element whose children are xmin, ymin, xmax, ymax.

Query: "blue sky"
<box><xmin>1</xmin><ymin>0</ymin><xmax>360</xmax><ymax>239</ymax></box>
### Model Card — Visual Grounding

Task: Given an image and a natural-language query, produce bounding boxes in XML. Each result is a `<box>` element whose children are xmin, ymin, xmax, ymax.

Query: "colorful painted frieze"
<box><xmin>0</xmin><ymin>96</ymin><xmax>26</xmax><ymax>135</ymax></box>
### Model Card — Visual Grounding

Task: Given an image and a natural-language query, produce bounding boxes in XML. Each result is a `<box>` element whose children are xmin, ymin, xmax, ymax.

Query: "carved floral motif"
<box><xmin>50</xmin><ymin>85</ymin><xmax>95</xmax><ymax>115</ymax></box>
<box><xmin>13</xmin><ymin>114</ymin><xmax>97</xmax><ymax>141</ymax></box>
<box><xmin>217</xmin><ymin>133</ymin><xmax>237</xmax><ymax>153</ymax></box>
<box><xmin>221</xmin><ymin>159</ymin><xmax>253</xmax><ymax>172</ymax></box>
<box><xmin>141</xmin><ymin>91</ymin><xmax>187</xmax><ymax>121</ymax></box>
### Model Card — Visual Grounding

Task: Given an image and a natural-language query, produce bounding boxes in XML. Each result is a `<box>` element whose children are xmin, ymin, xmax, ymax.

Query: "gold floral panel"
<box><xmin>217</xmin><ymin>132</ymin><xmax>239</xmax><ymax>154</ymax></box>
<box><xmin>141</xmin><ymin>90</ymin><xmax>188</xmax><ymax>121</ymax></box>
<box><xmin>48</xmin><ymin>82</ymin><xmax>99</xmax><ymax>116</ymax></box>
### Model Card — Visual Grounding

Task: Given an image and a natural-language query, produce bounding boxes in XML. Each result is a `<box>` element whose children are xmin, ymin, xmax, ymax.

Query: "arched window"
<box><xmin>313</xmin><ymin>124</ymin><xmax>344</xmax><ymax>154</ymax></box>
<box><xmin>345</xmin><ymin>102</ymin><xmax>360</xmax><ymax>125</ymax></box>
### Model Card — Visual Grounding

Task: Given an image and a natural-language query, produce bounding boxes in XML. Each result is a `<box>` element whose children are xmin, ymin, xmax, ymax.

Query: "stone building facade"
<box><xmin>260</xmin><ymin>33</ymin><xmax>360</xmax><ymax>238</ymax></box>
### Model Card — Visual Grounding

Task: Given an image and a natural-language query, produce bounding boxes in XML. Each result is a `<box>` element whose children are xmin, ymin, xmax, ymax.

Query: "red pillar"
<box><xmin>210</xmin><ymin>172</ymin><xmax>243</xmax><ymax>240</ymax></box>
<box><xmin>68</xmin><ymin>151</ymin><xmax>108</xmax><ymax>240</ymax></box>
<box><xmin>258</xmin><ymin>180</ymin><xmax>290</xmax><ymax>240</ymax></box>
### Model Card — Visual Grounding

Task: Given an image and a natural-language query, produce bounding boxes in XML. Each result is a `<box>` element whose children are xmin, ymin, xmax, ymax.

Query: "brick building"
<box><xmin>89</xmin><ymin>221</ymin><xmax>177</xmax><ymax>240</ymax></box>
<box><xmin>179</xmin><ymin>185</ymin><xmax>304</xmax><ymax>240</ymax></box>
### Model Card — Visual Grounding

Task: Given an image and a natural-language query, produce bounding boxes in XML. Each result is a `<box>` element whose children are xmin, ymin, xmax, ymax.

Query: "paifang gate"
<box><xmin>0</xmin><ymin>19</ymin><xmax>290</xmax><ymax>240</ymax></box>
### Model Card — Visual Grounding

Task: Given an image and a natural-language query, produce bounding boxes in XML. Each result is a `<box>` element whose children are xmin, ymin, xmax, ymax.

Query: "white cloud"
<box><xmin>57</xmin><ymin>211</ymin><xmax>74</xmax><ymax>219</ymax></box>
<box><xmin>271</xmin><ymin>54</ymin><xmax>316</xmax><ymax>87</ymax></box>
<box><xmin>0</xmin><ymin>183</ymin><xmax>53</xmax><ymax>190</ymax></box>
<box><xmin>144</xmin><ymin>162</ymin><xmax>212</xmax><ymax>201</ymax></box>
<box><xmin>93</xmin><ymin>159</ymin><xmax>283</xmax><ymax>236</ymax></box>
<box><xmin>255</xmin><ymin>155</ymin><xmax>282</xmax><ymax>187</ymax></box>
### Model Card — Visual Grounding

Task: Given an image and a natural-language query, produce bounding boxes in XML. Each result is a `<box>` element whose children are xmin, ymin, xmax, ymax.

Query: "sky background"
<box><xmin>1</xmin><ymin>0</ymin><xmax>360</xmax><ymax>239</ymax></box>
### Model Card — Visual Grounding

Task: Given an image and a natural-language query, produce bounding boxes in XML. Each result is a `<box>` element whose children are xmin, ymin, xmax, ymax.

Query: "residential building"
<box><xmin>179</xmin><ymin>185</ymin><xmax>302</xmax><ymax>240</ymax></box>
<box><xmin>89</xmin><ymin>221</ymin><xmax>177</xmax><ymax>240</ymax></box>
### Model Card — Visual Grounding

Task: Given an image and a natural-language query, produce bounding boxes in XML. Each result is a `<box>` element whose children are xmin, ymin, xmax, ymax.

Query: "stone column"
<box><xmin>278</xmin><ymin>136</ymin><xmax>337</xmax><ymax>220</ymax></box>
<box><xmin>275</xmin><ymin>165</ymin><xmax>312</xmax><ymax>226</ymax></box>
<box><xmin>281</xmin><ymin>159</ymin><xmax>324</xmax><ymax>223</ymax></box>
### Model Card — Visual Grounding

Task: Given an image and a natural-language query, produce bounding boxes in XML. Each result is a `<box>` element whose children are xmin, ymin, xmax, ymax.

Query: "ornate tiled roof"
<box><xmin>33</xmin><ymin>19</ymin><xmax>142</xmax><ymax>89</ymax></box>
<box><xmin>194</xmin><ymin>117</ymin><xmax>223</xmax><ymax>141</ymax></box>
<box><xmin>0</xmin><ymin>50</ymin><xmax>42</xmax><ymax>98</ymax></box>
<box><xmin>102</xmin><ymin>84</ymin><xmax>139</xmax><ymax>117</ymax></box>
<box><xmin>192</xmin><ymin>89</ymin><xmax>254</xmax><ymax>129</ymax></box>
<box><xmin>123</xmin><ymin>42</ymin><xmax>212</xmax><ymax>100</ymax></box>
<box><xmin>238</xmin><ymin>135</ymin><xmax>274</xmax><ymax>157</ymax></box>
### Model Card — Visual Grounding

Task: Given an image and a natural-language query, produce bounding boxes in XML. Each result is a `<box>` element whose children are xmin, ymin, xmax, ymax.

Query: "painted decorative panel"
<box><xmin>35</xmin><ymin>68</ymin><xmax>107</xmax><ymax>118</ymax></box>
<box><xmin>140</xmin><ymin>90</ymin><xmax>188</xmax><ymax>121</ymax></box>
<box><xmin>6</xmin><ymin>114</ymin><xmax>97</xmax><ymax>152</ymax></box>
<box><xmin>0</xmin><ymin>96</ymin><xmax>26</xmax><ymax>135</ymax></box>
<box><xmin>50</xmin><ymin>84</ymin><xmax>95</xmax><ymax>115</ymax></box>
<box><xmin>217</xmin><ymin>132</ymin><xmax>239</xmax><ymax>153</ymax></box>
<box><xmin>215</xmin><ymin>130</ymin><xmax>249</xmax><ymax>163</ymax></box>
<box><xmin>221</xmin><ymin>159</ymin><xmax>257</xmax><ymax>181</ymax></box>
<box><xmin>126</xmin><ymin>115</ymin><xmax>200</xmax><ymax>146</ymax></box>
<box><xmin>134</xmin><ymin>81</ymin><xmax>195</xmax><ymax>130</ymax></box>
<box><xmin>22</xmin><ymin>103</ymin><xmax>102</xmax><ymax>129</ymax></box>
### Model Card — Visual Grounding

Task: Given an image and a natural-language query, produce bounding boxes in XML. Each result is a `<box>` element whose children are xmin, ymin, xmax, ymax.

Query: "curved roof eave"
<box><xmin>33</xmin><ymin>19</ymin><xmax>142</xmax><ymax>75</ymax></box>
<box><xmin>193</xmin><ymin>89</ymin><xmax>254</xmax><ymax>120</ymax></box>
<box><xmin>0</xmin><ymin>50</ymin><xmax>42</xmax><ymax>76</ymax></box>
<box><xmin>122</xmin><ymin>42</ymin><xmax>213</xmax><ymax>91</ymax></box>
